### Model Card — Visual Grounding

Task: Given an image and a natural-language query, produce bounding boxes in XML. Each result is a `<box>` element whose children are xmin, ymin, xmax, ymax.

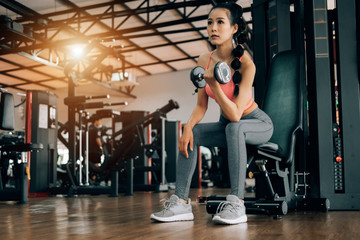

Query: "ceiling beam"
<box><xmin>0</xmin><ymin>0</ymin><xmax>42</xmax><ymax>18</ymax></box>
<box><xmin>58</xmin><ymin>0</ymin><xmax>154</xmax><ymax>74</ymax></box>
<box><xmin>119</xmin><ymin>1</ymin><xmax>177</xmax><ymax>71</ymax></box>
<box><xmin>0</xmin><ymin>0</ymin><xmax>150</xmax><ymax>93</ymax></box>
<box><xmin>0</xmin><ymin>14</ymin><xmax>208</xmax><ymax>56</ymax></box>
<box><xmin>21</xmin><ymin>0</ymin><xmax>212</xmax><ymax>27</ymax></box>
<box><xmin>163</xmin><ymin>0</ymin><xmax>207</xmax><ymax>64</ymax></box>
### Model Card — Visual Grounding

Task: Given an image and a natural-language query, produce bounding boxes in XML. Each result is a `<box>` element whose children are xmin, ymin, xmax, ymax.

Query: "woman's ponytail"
<box><xmin>229</xmin><ymin>4</ymin><xmax>248</xmax><ymax>97</ymax></box>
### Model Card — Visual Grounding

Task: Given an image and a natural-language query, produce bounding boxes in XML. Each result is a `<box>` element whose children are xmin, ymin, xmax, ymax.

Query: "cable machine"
<box><xmin>305</xmin><ymin>0</ymin><xmax>360</xmax><ymax>210</ymax></box>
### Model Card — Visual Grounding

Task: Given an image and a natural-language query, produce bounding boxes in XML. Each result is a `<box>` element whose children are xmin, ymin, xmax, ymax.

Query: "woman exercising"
<box><xmin>150</xmin><ymin>2</ymin><xmax>273</xmax><ymax>225</ymax></box>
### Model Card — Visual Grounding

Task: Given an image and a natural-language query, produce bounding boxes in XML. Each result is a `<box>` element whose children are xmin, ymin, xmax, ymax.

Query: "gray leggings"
<box><xmin>175</xmin><ymin>108</ymin><xmax>273</xmax><ymax>200</ymax></box>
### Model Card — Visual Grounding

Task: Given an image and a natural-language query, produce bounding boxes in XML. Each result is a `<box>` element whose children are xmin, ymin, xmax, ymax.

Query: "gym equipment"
<box><xmin>117</xmin><ymin>110</ymin><xmax>150</xmax><ymax>186</ymax></box>
<box><xmin>84</xmin><ymin>103</ymin><xmax>179</xmax><ymax>195</ymax></box>
<box><xmin>58</xmin><ymin>100</ymin><xmax>179</xmax><ymax>195</ymax></box>
<box><xmin>202</xmin><ymin>196</ymin><xmax>288</xmax><ymax>216</ymax></box>
<box><xmin>248</xmin><ymin>51</ymin><xmax>327</xmax><ymax>214</ymax></box>
<box><xmin>50</xmin><ymin>94</ymin><xmax>126</xmax><ymax>197</ymax></box>
<box><xmin>190</xmin><ymin>62</ymin><xmax>231</xmax><ymax>89</ymax></box>
<box><xmin>65</xmin><ymin>97</ymin><xmax>128</xmax><ymax>111</ymax></box>
<box><xmin>64</xmin><ymin>94</ymin><xmax>110</xmax><ymax>105</ymax></box>
<box><xmin>0</xmin><ymin>89</ymin><xmax>43</xmax><ymax>203</ymax></box>
<box><xmin>111</xmin><ymin>99</ymin><xmax>180</xmax><ymax>195</ymax></box>
<box><xmin>305</xmin><ymin>1</ymin><xmax>360</xmax><ymax>210</ymax></box>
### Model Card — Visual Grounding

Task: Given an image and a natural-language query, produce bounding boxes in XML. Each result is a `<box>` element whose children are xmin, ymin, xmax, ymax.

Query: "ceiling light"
<box><xmin>111</xmin><ymin>72</ymin><xmax>132</xmax><ymax>82</ymax></box>
<box><xmin>70</xmin><ymin>44</ymin><xmax>85</xmax><ymax>58</ymax></box>
<box><xmin>111</xmin><ymin>72</ymin><xmax>121</xmax><ymax>82</ymax></box>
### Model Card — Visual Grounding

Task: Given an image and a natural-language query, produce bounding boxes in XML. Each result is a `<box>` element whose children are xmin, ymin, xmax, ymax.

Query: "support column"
<box><xmin>357</xmin><ymin>1</ymin><xmax>360</xmax><ymax>82</ymax></box>
<box><xmin>334</xmin><ymin>0</ymin><xmax>360</xmax><ymax>209</ymax></box>
<box><xmin>268</xmin><ymin>0</ymin><xmax>291</xmax><ymax>57</ymax></box>
<box><xmin>252</xmin><ymin>0</ymin><xmax>269</xmax><ymax>105</ymax></box>
<box><xmin>304</xmin><ymin>0</ymin><xmax>334</xmax><ymax>201</ymax></box>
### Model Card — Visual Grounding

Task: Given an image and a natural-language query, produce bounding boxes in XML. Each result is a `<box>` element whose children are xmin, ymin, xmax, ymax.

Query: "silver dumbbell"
<box><xmin>190</xmin><ymin>62</ymin><xmax>231</xmax><ymax>89</ymax></box>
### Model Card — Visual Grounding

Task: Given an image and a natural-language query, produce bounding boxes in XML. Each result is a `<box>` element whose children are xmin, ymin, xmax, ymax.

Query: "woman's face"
<box><xmin>207</xmin><ymin>8</ymin><xmax>238</xmax><ymax>47</ymax></box>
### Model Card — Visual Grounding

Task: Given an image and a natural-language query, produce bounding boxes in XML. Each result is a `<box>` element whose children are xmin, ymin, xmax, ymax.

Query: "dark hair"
<box><xmin>90</xmin><ymin>116</ymin><xmax>100</xmax><ymax>123</ymax></box>
<box><xmin>209</xmin><ymin>3</ymin><xmax>248</xmax><ymax>97</ymax></box>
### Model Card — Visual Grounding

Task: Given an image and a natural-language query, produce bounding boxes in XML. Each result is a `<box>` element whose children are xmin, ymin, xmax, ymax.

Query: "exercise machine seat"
<box><xmin>257</xmin><ymin>50</ymin><xmax>301</xmax><ymax>166</ymax></box>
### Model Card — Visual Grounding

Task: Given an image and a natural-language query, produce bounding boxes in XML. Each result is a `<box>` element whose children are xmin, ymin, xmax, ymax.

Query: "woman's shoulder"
<box><xmin>240</xmin><ymin>50</ymin><xmax>255</xmax><ymax>70</ymax></box>
<box><xmin>197</xmin><ymin>51</ymin><xmax>213</xmax><ymax>69</ymax></box>
<box><xmin>241</xmin><ymin>50</ymin><xmax>254</xmax><ymax>64</ymax></box>
<box><xmin>239</xmin><ymin>50</ymin><xmax>256</xmax><ymax>77</ymax></box>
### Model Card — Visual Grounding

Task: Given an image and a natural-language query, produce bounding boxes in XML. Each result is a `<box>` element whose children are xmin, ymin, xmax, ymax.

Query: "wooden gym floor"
<box><xmin>0</xmin><ymin>188</ymin><xmax>359</xmax><ymax>240</ymax></box>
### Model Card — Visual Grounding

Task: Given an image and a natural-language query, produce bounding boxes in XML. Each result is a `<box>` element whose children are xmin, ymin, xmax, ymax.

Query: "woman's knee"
<box><xmin>191</xmin><ymin>125</ymin><xmax>200</xmax><ymax>143</ymax></box>
<box><xmin>225</xmin><ymin>122</ymin><xmax>244</xmax><ymax>136</ymax></box>
<box><xmin>192</xmin><ymin>124</ymin><xmax>207</xmax><ymax>144</ymax></box>
<box><xmin>192</xmin><ymin>124</ymin><xmax>201</xmax><ymax>136</ymax></box>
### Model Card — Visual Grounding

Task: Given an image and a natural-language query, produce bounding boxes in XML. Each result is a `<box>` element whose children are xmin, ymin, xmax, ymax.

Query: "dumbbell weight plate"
<box><xmin>190</xmin><ymin>66</ymin><xmax>206</xmax><ymax>88</ymax></box>
<box><xmin>214</xmin><ymin>62</ymin><xmax>231</xmax><ymax>84</ymax></box>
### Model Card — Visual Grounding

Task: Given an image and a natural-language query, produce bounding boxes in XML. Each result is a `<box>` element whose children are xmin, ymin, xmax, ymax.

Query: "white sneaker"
<box><xmin>150</xmin><ymin>195</ymin><xmax>194</xmax><ymax>222</ymax></box>
<box><xmin>212</xmin><ymin>195</ymin><xmax>247</xmax><ymax>225</ymax></box>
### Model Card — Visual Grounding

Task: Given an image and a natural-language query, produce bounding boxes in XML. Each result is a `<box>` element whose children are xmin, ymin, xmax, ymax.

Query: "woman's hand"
<box><xmin>178</xmin><ymin>125</ymin><xmax>194</xmax><ymax>158</ymax></box>
<box><xmin>202</xmin><ymin>64</ymin><xmax>218</xmax><ymax>87</ymax></box>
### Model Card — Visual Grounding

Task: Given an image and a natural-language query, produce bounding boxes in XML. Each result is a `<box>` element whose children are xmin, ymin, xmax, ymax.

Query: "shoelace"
<box><xmin>216</xmin><ymin>201</ymin><xmax>240</xmax><ymax>214</ymax></box>
<box><xmin>160</xmin><ymin>198</ymin><xmax>177</xmax><ymax>210</ymax></box>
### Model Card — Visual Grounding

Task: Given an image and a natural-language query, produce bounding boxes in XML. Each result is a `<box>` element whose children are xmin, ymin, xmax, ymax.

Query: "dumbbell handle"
<box><xmin>197</xmin><ymin>72</ymin><xmax>204</xmax><ymax>79</ymax></box>
<box><xmin>196</xmin><ymin>62</ymin><xmax>231</xmax><ymax>83</ymax></box>
<box><xmin>190</xmin><ymin>62</ymin><xmax>231</xmax><ymax>89</ymax></box>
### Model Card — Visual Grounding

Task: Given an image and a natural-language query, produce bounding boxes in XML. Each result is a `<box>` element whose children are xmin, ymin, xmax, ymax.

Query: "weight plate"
<box><xmin>190</xmin><ymin>66</ymin><xmax>206</xmax><ymax>88</ymax></box>
<box><xmin>214</xmin><ymin>62</ymin><xmax>231</xmax><ymax>84</ymax></box>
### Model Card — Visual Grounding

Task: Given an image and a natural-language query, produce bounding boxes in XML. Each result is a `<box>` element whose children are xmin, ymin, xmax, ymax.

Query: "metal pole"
<box><xmin>85</xmin><ymin>113</ymin><xmax>90</xmax><ymax>186</ymax></box>
<box><xmin>161</xmin><ymin>117</ymin><xmax>166</xmax><ymax>185</ymax></box>
<box><xmin>67</xmin><ymin>74</ymin><xmax>77</xmax><ymax>178</ymax></box>
<box><xmin>19</xmin><ymin>152</ymin><xmax>28</xmax><ymax>204</ymax></box>
<box><xmin>78</xmin><ymin>110</ymin><xmax>83</xmax><ymax>186</ymax></box>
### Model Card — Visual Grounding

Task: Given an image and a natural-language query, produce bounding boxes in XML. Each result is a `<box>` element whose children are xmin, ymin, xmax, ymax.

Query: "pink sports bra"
<box><xmin>204</xmin><ymin>51</ymin><xmax>254</xmax><ymax>110</ymax></box>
